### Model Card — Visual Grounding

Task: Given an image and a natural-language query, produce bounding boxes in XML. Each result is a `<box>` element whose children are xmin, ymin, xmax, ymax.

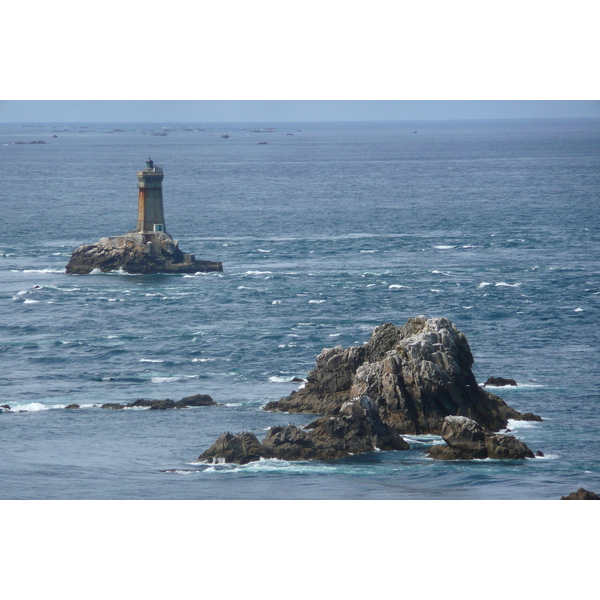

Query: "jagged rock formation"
<box><xmin>560</xmin><ymin>488</ymin><xmax>600</xmax><ymax>500</ymax></box>
<box><xmin>426</xmin><ymin>416</ymin><xmax>535</xmax><ymax>460</ymax></box>
<box><xmin>196</xmin><ymin>396</ymin><xmax>409</xmax><ymax>464</ymax></box>
<box><xmin>66</xmin><ymin>232</ymin><xmax>222</xmax><ymax>275</ymax></box>
<box><xmin>264</xmin><ymin>316</ymin><xmax>541</xmax><ymax>434</ymax></box>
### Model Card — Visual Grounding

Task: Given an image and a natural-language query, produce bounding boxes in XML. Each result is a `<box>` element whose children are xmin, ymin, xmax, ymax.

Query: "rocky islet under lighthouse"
<box><xmin>65</xmin><ymin>159</ymin><xmax>223</xmax><ymax>275</ymax></box>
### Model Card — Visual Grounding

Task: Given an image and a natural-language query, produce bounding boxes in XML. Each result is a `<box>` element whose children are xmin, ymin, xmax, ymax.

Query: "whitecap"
<box><xmin>191</xmin><ymin>358</ymin><xmax>214</xmax><ymax>362</ymax></box>
<box><xmin>308</xmin><ymin>299</ymin><xmax>326</xmax><ymax>304</ymax></box>
<box><xmin>329</xmin><ymin>333</ymin><xmax>341</xmax><ymax>337</ymax></box>
<box><xmin>574</xmin><ymin>307</ymin><xmax>583</xmax><ymax>312</ymax></box>
<box><xmin>268</xmin><ymin>375</ymin><xmax>300</xmax><ymax>383</ymax></box>
<box><xmin>431</xmin><ymin>270</ymin><xmax>451</xmax><ymax>276</ymax></box>
<box><xmin>150</xmin><ymin>376</ymin><xmax>186</xmax><ymax>383</ymax></box>
<box><xmin>271</xmin><ymin>300</ymin><xmax>281</xmax><ymax>305</ymax></box>
<box><xmin>140</xmin><ymin>359</ymin><xmax>165</xmax><ymax>363</ymax></box>
<box><xmin>16</xmin><ymin>290</ymin><xmax>28</xmax><ymax>296</ymax></box>
<box><xmin>434</xmin><ymin>245</ymin><xmax>455</xmax><ymax>250</ymax></box>
<box><xmin>389</xmin><ymin>284</ymin><xmax>409</xmax><ymax>289</ymax></box>
<box><xmin>22</xmin><ymin>268</ymin><xmax>65</xmax><ymax>273</ymax></box>
<box><xmin>360</xmin><ymin>250</ymin><xmax>377</xmax><ymax>253</ymax></box>
<box><xmin>245</xmin><ymin>270</ymin><xmax>272</xmax><ymax>275</ymax></box>
<box><xmin>506</xmin><ymin>418</ymin><xmax>541</xmax><ymax>429</ymax></box>
<box><xmin>463</xmin><ymin>306</ymin><xmax>473</xmax><ymax>309</ymax></box>
<box><xmin>23</xmin><ymin>299</ymin><xmax>40</xmax><ymax>304</ymax></box>
<box><xmin>257</xmin><ymin>249</ymin><xmax>270</xmax><ymax>253</ymax></box>
<box><xmin>495</xmin><ymin>282</ymin><xmax>521</xmax><ymax>288</ymax></box>
<box><xmin>7</xmin><ymin>402</ymin><xmax>49</xmax><ymax>412</ymax></box>
<box><xmin>430</xmin><ymin>289</ymin><xmax>443</xmax><ymax>293</ymax></box>
<box><xmin>478</xmin><ymin>282</ymin><xmax>492</xmax><ymax>288</ymax></box>
<box><xmin>164</xmin><ymin>469</ymin><xmax>198</xmax><ymax>475</ymax></box>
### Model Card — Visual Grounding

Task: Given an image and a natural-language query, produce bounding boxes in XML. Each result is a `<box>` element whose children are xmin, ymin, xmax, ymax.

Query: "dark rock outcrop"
<box><xmin>484</xmin><ymin>377</ymin><xmax>517</xmax><ymax>387</ymax></box>
<box><xmin>179</xmin><ymin>394</ymin><xmax>217</xmax><ymax>407</ymax></box>
<box><xmin>426</xmin><ymin>416</ymin><xmax>535</xmax><ymax>460</ymax></box>
<box><xmin>265</xmin><ymin>316</ymin><xmax>541</xmax><ymax>434</ymax></box>
<box><xmin>65</xmin><ymin>404</ymin><xmax>80</xmax><ymax>409</ymax></box>
<box><xmin>100</xmin><ymin>394</ymin><xmax>217</xmax><ymax>411</ymax></box>
<box><xmin>196</xmin><ymin>396</ymin><xmax>409</xmax><ymax>465</ymax></box>
<box><xmin>66</xmin><ymin>231</ymin><xmax>223</xmax><ymax>275</ymax></box>
<box><xmin>197</xmin><ymin>432</ymin><xmax>274</xmax><ymax>465</ymax></box>
<box><xmin>561</xmin><ymin>488</ymin><xmax>600</xmax><ymax>500</ymax></box>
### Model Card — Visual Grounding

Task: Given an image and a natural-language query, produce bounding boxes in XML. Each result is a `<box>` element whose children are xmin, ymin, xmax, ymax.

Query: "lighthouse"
<box><xmin>136</xmin><ymin>158</ymin><xmax>166</xmax><ymax>233</ymax></box>
<box><xmin>66</xmin><ymin>158</ymin><xmax>223</xmax><ymax>274</ymax></box>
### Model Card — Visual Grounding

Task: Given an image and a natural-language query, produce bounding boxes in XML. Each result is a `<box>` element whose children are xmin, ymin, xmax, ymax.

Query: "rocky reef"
<box><xmin>264</xmin><ymin>316</ymin><xmax>541</xmax><ymax>435</ymax></box>
<box><xmin>196</xmin><ymin>396</ymin><xmax>409</xmax><ymax>464</ymax></box>
<box><xmin>66</xmin><ymin>231</ymin><xmax>222</xmax><ymax>275</ymax></box>
<box><xmin>196</xmin><ymin>316</ymin><xmax>542</xmax><ymax>465</ymax></box>
<box><xmin>426</xmin><ymin>416</ymin><xmax>536</xmax><ymax>460</ymax></box>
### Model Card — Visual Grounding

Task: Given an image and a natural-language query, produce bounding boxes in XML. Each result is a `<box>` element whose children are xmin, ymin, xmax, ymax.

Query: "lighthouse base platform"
<box><xmin>65</xmin><ymin>232</ymin><xmax>223</xmax><ymax>275</ymax></box>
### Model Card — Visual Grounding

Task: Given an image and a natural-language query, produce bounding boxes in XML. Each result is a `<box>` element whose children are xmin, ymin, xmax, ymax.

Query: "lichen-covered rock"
<box><xmin>426</xmin><ymin>416</ymin><xmax>535</xmax><ymax>460</ymax></box>
<box><xmin>66</xmin><ymin>231</ymin><xmax>222</xmax><ymax>275</ymax></box>
<box><xmin>265</xmin><ymin>316</ymin><xmax>541</xmax><ymax>434</ymax></box>
<box><xmin>440</xmin><ymin>416</ymin><xmax>488</xmax><ymax>455</ymax></box>
<box><xmin>560</xmin><ymin>488</ymin><xmax>600</xmax><ymax>500</ymax></box>
<box><xmin>196</xmin><ymin>432</ymin><xmax>274</xmax><ymax>465</ymax></box>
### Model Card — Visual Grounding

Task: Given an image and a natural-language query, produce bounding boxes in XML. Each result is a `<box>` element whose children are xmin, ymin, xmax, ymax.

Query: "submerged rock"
<box><xmin>196</xmin><ymin>396</ymin><xmax>409</xmax><ymax>465</ymax></box>
<box><xmin>560</xmin><ymin>488</ymin><xmax>600</xmax><ymax>500</ymax></box>
<box><xmin>66</xmin><ymin>231</ymin><xmax>222</xmax><ymax>275</ymax></box>
<box><xmin>265</xmin><ymin>316</ymin><xmax>541</xmax><ymax>434</ymax></box>
<box><xmin>426</xmin><ymin>416</ymin><xmax>535</xmax><ymax>460</ymax></box>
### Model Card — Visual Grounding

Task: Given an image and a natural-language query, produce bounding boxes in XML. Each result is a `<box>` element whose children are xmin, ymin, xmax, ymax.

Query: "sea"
<box><xmin>1</xmin><ymin>118</ymin><xmax>599</xmax><ymax>500</ymax></box>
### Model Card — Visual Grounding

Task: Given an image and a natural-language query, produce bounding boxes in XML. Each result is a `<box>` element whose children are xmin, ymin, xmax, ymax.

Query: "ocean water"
<box><xmin>1</xmin><ymin>119</ymin><xmax>599</xmax><ymax>499</ymax></box>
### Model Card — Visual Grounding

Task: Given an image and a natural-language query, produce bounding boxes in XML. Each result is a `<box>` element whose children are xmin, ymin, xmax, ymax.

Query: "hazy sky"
<box><xmin>1</xmin><ymin>100</ymin><xmax>599</xmax><ymax>123</ymax></box>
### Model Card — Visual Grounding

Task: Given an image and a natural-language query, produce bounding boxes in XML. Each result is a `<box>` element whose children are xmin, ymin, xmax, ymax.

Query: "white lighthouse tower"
<box><xmin>136</xmin><ymin>158</ymin><xmax>166</xmax><ymax>234</ymax></box>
